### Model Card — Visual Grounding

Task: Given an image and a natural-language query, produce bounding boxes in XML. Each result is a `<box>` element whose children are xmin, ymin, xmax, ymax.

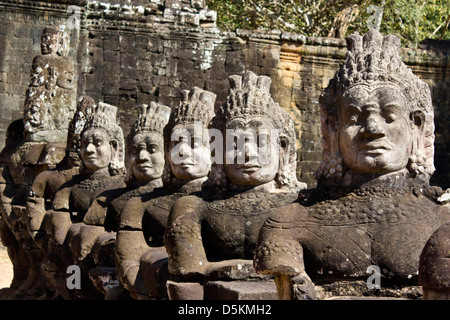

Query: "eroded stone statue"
<box><xmin>115</xmin><ymin>87</ymin><xmax>216</xmax><ymax>300</ymax></box>
<box><xmin>27</xmin><ymin>96</ymin><xmax>95</xmax><ymax>249</ymax></box>
<box><xmin>39</xmin><ymin>102</ymin><xmax>126</xmax><ymax>299</ymax></box>
<box><xmin>0</xmin><ymin>26</ymin><xmax>77</xmax><ymax>299</ymax></box>
<box><xmin>254</xmin><ymin>29</ymin><xmax>450</xmax><ymax>300</ymax></box>
<box><xmin>164</xmin><ymin>72</ymin><xmax>306</xmax><ymax>300</ymax></box>
<box><xmin>66</xmin><ymin>102</ymin><xmax>171</xmax><ymax>299</ymax></box>
<box><xmin>25</xmin><ymin>25</ymin><xmax>77</xmax><ymax>143</ymax></box>
<box><xmin>20</xmin><ymin>96</ymin><xmax>94</xmax><ymax>299</ymax></box>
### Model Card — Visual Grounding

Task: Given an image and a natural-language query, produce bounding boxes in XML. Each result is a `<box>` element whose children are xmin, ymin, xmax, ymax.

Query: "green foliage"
<box><xmin>206</xmin><ymin>0</ymin><xmax>450</xmax><ymax>47</ymax></box>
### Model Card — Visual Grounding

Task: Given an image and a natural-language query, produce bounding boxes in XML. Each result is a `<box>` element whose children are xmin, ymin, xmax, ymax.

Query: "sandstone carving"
<box><xmin>25</xmin><ymin>26</ymin><xmax>77</xmax><ymax>143</ymax></box>
<box><xmin>0</xmin><ymin>26</ymin><xmax>78</xmax><ymax>299</ymax></box>
<box><xmin>67</xmin><ymin>101</ymin><xmax>171</xmax><ymax>299</ymax></box>
<box><xmin>115</xmin><ymin>87</ymin><xmax>216</xmax><ymax>300</ymax></box>
<box><xmin>254</xmin><ymin>29</ymin><xmax>450</xmax><ymax>300</ymax></box>
<box><xmin>38</xmin><ymin>102</ymin><xmax>126</xmax><ymax>299</ymax></box>
<box><xmin>27</xmin><ymin>96</ymin><xmax>95</xmax><ymax>248</ymax></box>
<box><xmin>164</xmin><ymin>72</ymin><xmax>305</xmax><ymax>300</ymax></box>
<box><xmin>419</xmin><ymin>219</ymin><xmax>450</xmax><ymax>299</ymax></box>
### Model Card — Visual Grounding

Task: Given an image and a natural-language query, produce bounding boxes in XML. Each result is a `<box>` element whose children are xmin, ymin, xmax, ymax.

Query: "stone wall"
<box><xmin>0</xmin><ymin>0</ymin><xmax>448</xmax><ymax>188</ymax></box>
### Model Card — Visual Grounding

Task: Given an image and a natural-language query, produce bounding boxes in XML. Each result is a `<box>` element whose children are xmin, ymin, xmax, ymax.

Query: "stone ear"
<box><xmin>326</xmin><ymin>113</ymin><xmax>338</xmax><ymax>134</ymax></box>
<box><xmin>278</xmin><ymin>134</ymin><xmax>291</xmax><ymax>173</ymax></box>
<box><xmin>410</xmin><ymin>110</ymin><xmax>425</xmax><ymax>130</ymax></box>
<box><xmin>279</xmin><ymin>135</ymin><xmax>289</xmax><ymax>150</ymax></box>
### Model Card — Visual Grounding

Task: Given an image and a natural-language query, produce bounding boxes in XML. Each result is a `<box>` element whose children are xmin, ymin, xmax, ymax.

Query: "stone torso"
<box><xmin>142</xmin><ymin>186</ymin><xmax>204</xmax><ymax>247</ymax></box>
<box><xmin>202</xmin><ymin>191</ymin><xmax>298</xmax><ymax>261</ymax></box>
<box><xmin>68</xmin><ymin>174</ymin><xmax>125</xmax><ymax>220</ymax></box>
<box><xmin>284</xmin><ymin>185</ymin><xmax>450</xmax><ymax>281</ymax></box>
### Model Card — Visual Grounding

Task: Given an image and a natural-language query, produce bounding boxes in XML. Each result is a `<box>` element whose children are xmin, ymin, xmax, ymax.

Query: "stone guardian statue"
<box><xmin>254</xmin><ymin>29</ymin><xmax>450</xmax><ymax>300</ymax></box>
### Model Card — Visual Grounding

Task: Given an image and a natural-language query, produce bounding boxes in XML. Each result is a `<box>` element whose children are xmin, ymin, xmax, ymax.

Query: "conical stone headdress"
<box><xmin>83</xmin><ymin>102</ymin><xmax>125</xmax><ymax>175</ymax></box>
<box><xmin>131</xmin><ymin>102</ymin><xmax>171</xmax><ymax>135</ymax></box>
<box><xmin>212</xmin><ymin>71</ymin><xmax>302</xmax><ymax>191</ymax></box>
<box><xmin>170</xmin><ymin>86</ymin><xmax>216</xmax><ymax>127</ymax></box>
<box><xmin>317</xmin><ymin>29</ymin><xmax>435</xmax><ymax>182</ymax></box>
<box><xmin>126</xmin><ymin>102</ymin><xmax>171</xmax><ymax>183</ymax></box>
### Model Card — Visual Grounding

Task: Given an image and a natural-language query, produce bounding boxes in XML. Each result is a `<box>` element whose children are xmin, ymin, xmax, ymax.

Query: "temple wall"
<box><xmin>0</xmin><ymin>0</ymin><xmax>448</xmax><ymax>188</ymax></box>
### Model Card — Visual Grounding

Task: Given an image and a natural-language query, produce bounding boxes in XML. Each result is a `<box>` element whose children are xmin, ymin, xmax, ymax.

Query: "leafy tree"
<box><xmin>206</xmin><ymin>0</ymin><xmax>449</xmax><ymax>47</ymax></box>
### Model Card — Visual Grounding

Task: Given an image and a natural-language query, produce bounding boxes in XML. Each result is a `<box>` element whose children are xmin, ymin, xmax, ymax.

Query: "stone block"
<box><xmin>258</xmin><ymin>49</ymin><xmax>280</xmax><ymax>68</ymax></box>
<box><xmin>104</xmin><ymin>61</ymin><xmax>120</xmax><ymax>75</ymax></box>
<box><xmin>120</xmin><ymin>54</ymin><xmax>136</xmax><ymax>69</ymax></box>
<box><xmin>139</xmin><ymin>82</ymin><xmax>157</xmax><ymax>95</ymax></box>
<box><xmin>203</xmin><ymin>281</ymin><xmax>278</xmax><ymax>300</ymax></box>
<box><xmin>103</xmin><ymin>50</ymin><xmax>120</xmax><ymax>62</ymax></box>
<box><xmin>102</xmin><ymin>86</ymin><xmax>119</xmax><ymax>96</ymax></box>
<box><xmin>225</xmin><ymin>51</ymin><xmax>245</xmax><ymax>73</ymax></box>
<box><xmin>166</xmin><ymin>281</ymin><xmax>204</xmax><ymax>300</ymax></box>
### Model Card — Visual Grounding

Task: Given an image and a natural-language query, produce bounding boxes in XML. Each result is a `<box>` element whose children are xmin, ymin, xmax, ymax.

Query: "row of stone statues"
<box><xmin>0</xmin><ymin>26</ymin><xmax>448</xmax><ymax>300</ymax></box>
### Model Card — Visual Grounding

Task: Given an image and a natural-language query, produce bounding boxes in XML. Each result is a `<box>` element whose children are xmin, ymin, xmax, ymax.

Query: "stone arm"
<box><xmin>115</xmin><ymin>196</ymin><xmax>157</xmax><ymax>295</ymax></box>
<box><xmin>67</xmin><ymin>191</ymin><xmax>116</xmax><ymax>263</ymax></box>
<box><xmin>44</xmin><ymin>180</ymin><xmax>76</xmax><ymax>245</ymax></box>
<box><xmin>0</xmin><ymin>165</ymin><xmax>25</xmax><ymax>233</ymax></box>
<box><xmin>27</xmin><ymin>170</ymin><xmax>63</xmax><ymax>235</ymax></box>
<box><xmin>419</xmin><ymin>221</ymin><xmax>450</xmax><ymax>299</ymax></box>
<box><xmin>254</xmin><ymin>203</ymin><xmax>316</xmax><ymax>299</ymax></box>
<box><xmin>164</xmin><ymin>195</ymin><xmax>209</xmax><ymax>279</ymax></box>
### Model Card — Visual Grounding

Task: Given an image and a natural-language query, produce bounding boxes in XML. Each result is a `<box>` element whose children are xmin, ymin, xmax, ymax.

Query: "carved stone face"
<box><xmin>41</xmin><ymin>30</ymin><xmax>59</xmax><ymax>54</ymax></box>
<box><xmin>24</xmin><ymin>101</ymin><xmax>44</xmax><ymax>133</ymax></box>
<box><xmin>130</xmin><ymin>132</ymin><xmax>165</xmax><ymax>181</ymax></box>
<box><xmin>224</xmin><ymin>117</ymin><xmax>279</xmax><ymax>186</ymax></box>
<box><xmin>81</xmin><ymin>128</ymin><xmax>112</xmax><ymax>171</ymax></box>
<box><xmin>338</xmin><ymin>84</ymin><xmax>412</xmax><ymax>174</ymax></box>
<box><xmin>169</xmin><ymin>123</ymin><xmax>211</xmax><ymax>180</ymax></box>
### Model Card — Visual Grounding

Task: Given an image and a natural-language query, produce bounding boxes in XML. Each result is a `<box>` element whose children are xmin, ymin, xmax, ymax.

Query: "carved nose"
<box><xmin>86</xmin><ymin>143</ymin><xmax>96</xmax><ymax>153</ymax></box>
<box><xmin>244</xmin><ymin>141</ymin><xmax>258</xmax><ymax>162</ymax></box>
<box><xmin>178</xmin><ymin>142</ymin><xmax>192</xmax><ymax>158</ymax></box>
<box><xmin>138</xmin><ymin>149</ymin><xmax>150</xmax><ymax>161</ymax></box>
<box><xmin>361</xmin><ymin>118</ymin><xmax>385</xmax><ymax>136</ymax></box>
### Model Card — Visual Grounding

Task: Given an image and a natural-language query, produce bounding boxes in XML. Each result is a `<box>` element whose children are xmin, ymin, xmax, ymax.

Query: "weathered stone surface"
<box><xmin>254</xmin><ymin>30</ymin><xmax>450</xmax><ymax>300</ymax></box>
<box><xmin>419</xmin><ymin>221</ymin><xmax>450</xmax><ymax>299</ymax></box>
<box><xmin>164</xmin><ymin>71</ymin><xmax>305</xmax><ymax>299</ymax></box>
<box><xmin>203</xmin><ymin>281</ymin><xmax>278</xmax><ymax>300</ymax></box>
<box><xmin>115</xmin><ymin>87</ymin><xmax>216</xmax><ymax>300</ymax></box>
<box><xmin>1</xmin><ymin>0</ymin><xmax>448</xmax><ymax>188</ymax></box>
<box><xmin>37</xmin><ymin>102</ymin><xmax>127</xmax><ymax>299</ymax></box>
<box><xmin>166</xmin><ymin>280</ymin><xmax>204</xmax><ymax>300</ymax></box>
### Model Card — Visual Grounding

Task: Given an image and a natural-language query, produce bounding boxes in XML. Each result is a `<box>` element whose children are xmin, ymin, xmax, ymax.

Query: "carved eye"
<box><xmin>258</xmin><ymin>134</ymin><xmax>269</xmax><ymax>148</ymax></box>
<box><xmin>94</xmin><ymin>139</ymin><xmax>104</xmax><ymax>147</ymax></box>
<box><xmin>385</xmin><ymin>113</ymin><xmax>397</xmax><ymax>123</ymax></box>
<box><xmin>148</xmin><ymin>144</ymin><xmax>158</xmax><ymax>154</ymax></box>
<box><xmin>191</xmin><ymin>137</ymin><xmax>202</xmax><ymax>149</ymax></box>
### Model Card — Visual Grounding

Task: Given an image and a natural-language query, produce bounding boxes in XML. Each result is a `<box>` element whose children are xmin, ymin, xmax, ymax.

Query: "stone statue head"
<box><xmin>40</xmin><ymin>26</ymin><xmax>59</xmax><ymax>55</ymax></box>
<box><xmin>23</xmin><ymin>90</ymin><xmax>46</xmax><ymax>135</ymax></box>
<box><xmin>40</xmin><ymin>25</ymin><xmax>68</xmax><ymax>56</ymax></box>
<box><xmin>80</xmin><ymin>102</ymin><xmax>125</xmax><ymax>176</ymax></box>
<box><xmin>125</xmin><ymin>102</ymin><xmax>171</xmax><ymax>184</ymax></box>
<box><xmin>163</xmin><ymin>87</ymin><xmax>216</xmax><ymax>185</ymax></box>
<box><xmin>206</xmin><ymin>71</ymin><xmax>302</xmax><ymax>191</ymax></box>
<box><xmin>316</xmin><ymin>29</ymin><xmax>435</xmax><ymax>185</ymax></box>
